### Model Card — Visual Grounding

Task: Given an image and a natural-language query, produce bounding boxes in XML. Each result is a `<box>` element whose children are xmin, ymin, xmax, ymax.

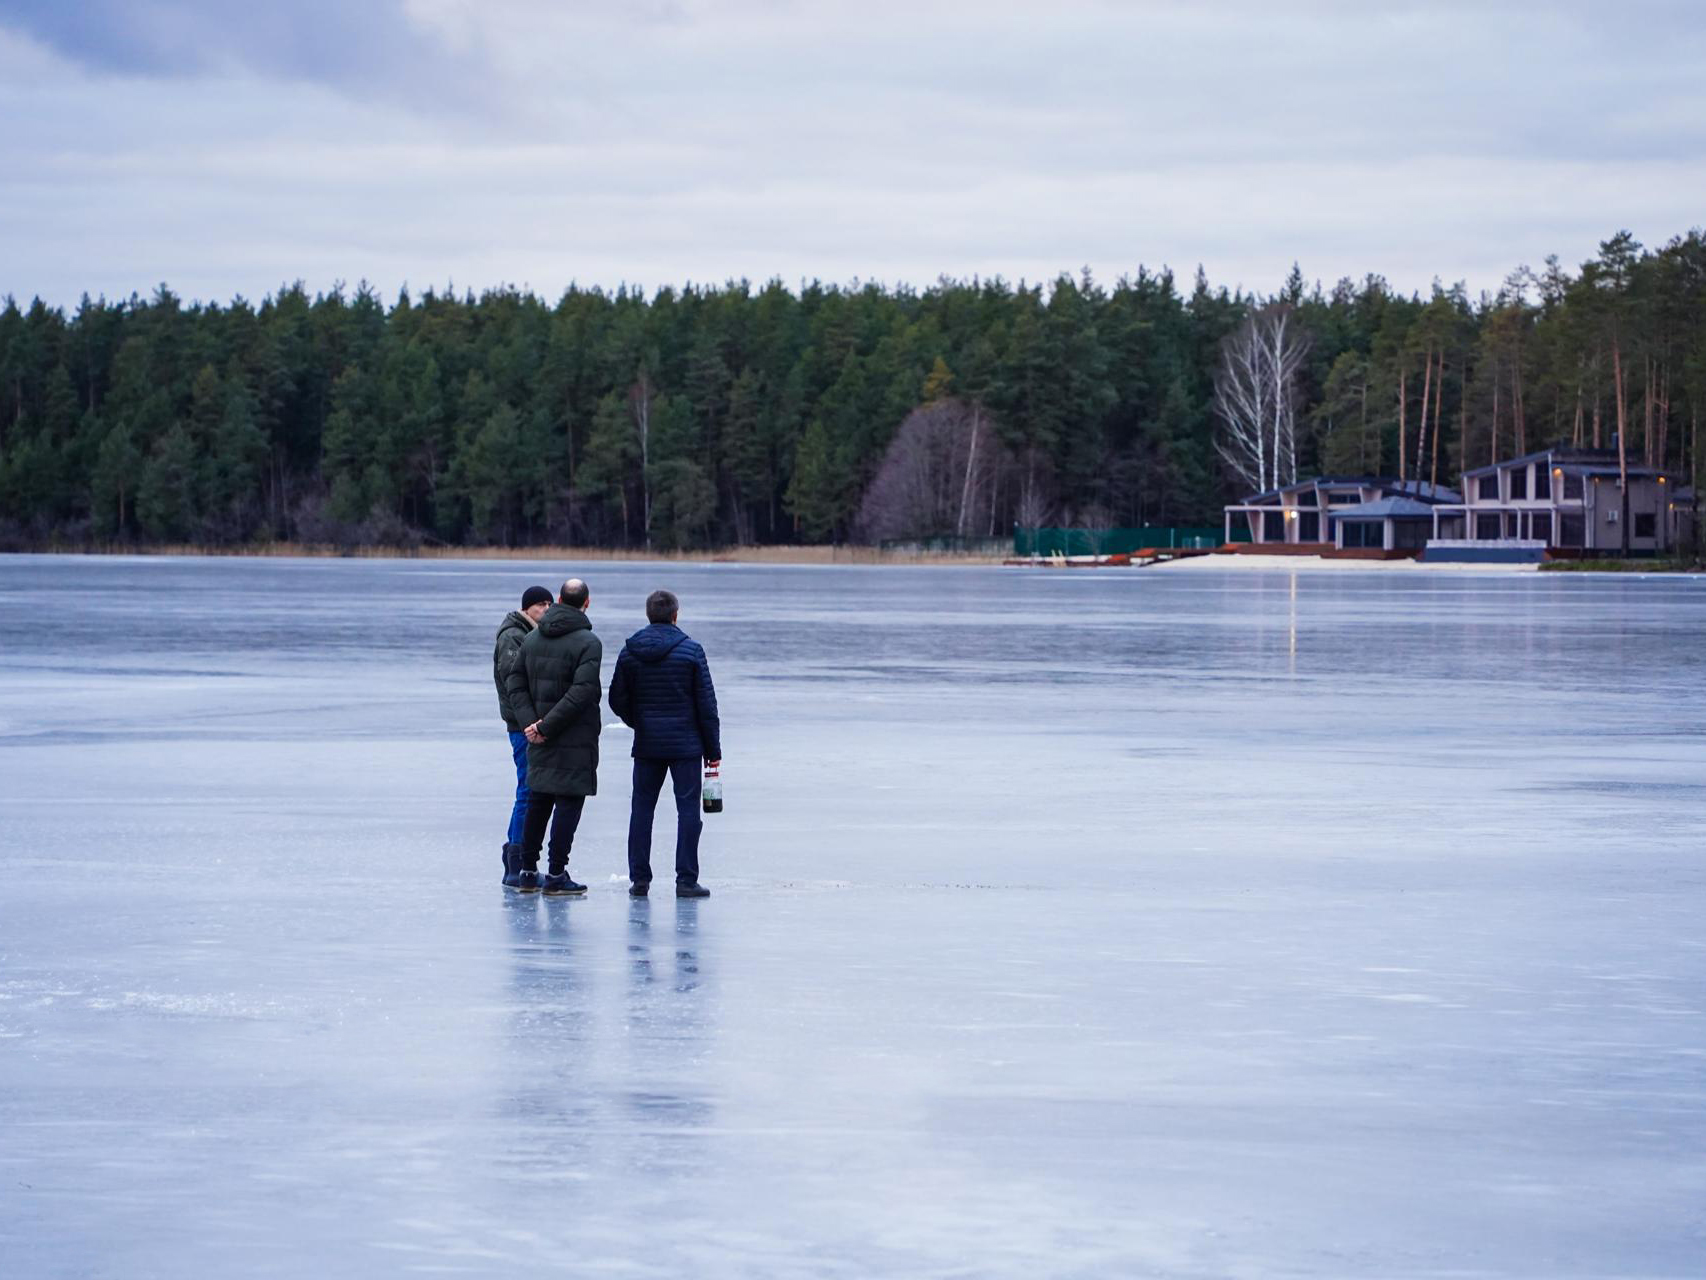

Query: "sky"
<box><xmin>2</xmin><ymin>0</ymin><xmax>1704</xmax><ymax>308</ymax></box>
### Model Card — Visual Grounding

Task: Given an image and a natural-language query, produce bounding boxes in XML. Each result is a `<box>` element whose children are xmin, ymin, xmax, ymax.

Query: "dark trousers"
<box><xmin>521</xmin><ymin>792</ymin><xmax>586</xmax><ymax>874</ymax></box>
<box><xmin>627</xmin><ymin>758</ymin><xmax>702</xmax><ymax>885</ymax></box>
<box><xmin>506</xmin><ymin>730</ymin><xmax>530</xmax><ymax>845</ymax></box>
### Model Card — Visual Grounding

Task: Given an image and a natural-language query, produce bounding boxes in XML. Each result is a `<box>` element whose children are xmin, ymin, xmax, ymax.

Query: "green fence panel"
<box><xmin>1011</xmin><ymin>526</ymin><xmax>1230</xmax><ymax>557</ymax></box>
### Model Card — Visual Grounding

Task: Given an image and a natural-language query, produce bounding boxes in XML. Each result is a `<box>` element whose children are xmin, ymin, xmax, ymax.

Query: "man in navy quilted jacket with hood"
<box><xmin>608</xmin><ymin>589</ymin><xmax>721</xmax><ymax>898</ymax></box>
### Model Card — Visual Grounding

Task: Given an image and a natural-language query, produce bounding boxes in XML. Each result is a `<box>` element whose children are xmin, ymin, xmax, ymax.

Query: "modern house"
<box><xmin>1223</xmin><ymin>477</ymin><xmax>1461</xmax><ymax>549</ymax></box>
<box><xmin>1329</xmin><ymin>495</ymin><xmax>1443</xmax><ymax>552</ymax></box>
<box><xmin>1425</xmin><ymin>446</ymin><xmax>1693</xmax><ymax>560</ymax></box>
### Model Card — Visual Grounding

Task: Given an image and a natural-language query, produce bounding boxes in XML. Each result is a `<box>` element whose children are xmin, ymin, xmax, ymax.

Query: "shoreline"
<box><xmin>10</xmin><ymin>545</ymin><xmax>1696</xmax><ymax>574</ymax></box>
<box><xmin>0</xmin><ymin>542</ymin><xmax>1006</xmax><ymax>566</ymax></box>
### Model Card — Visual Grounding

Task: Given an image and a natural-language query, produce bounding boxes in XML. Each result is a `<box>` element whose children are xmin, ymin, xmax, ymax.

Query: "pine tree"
<box><xmin>136</xmin><ymin>423</ymin><xmax>200</xmax><ymax>540</ymax></box>
<box><xmin>785</xmin><ymin>419</ymin><xmax>848</xmax><ymax>542</ymax></box>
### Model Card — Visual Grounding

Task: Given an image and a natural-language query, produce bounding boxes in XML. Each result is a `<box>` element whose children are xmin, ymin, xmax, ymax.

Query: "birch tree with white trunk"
<box><xmin>1213</xmin><ymin>304</ymin><xmax>1311</xmax><ymax>493</ymax></box>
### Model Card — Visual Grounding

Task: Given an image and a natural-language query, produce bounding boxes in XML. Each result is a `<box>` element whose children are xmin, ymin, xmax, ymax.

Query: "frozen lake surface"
<box><xmin>2</xmin><ymin>555</ymin><xmax>1705</xmax><ymax>1278</ymax></box>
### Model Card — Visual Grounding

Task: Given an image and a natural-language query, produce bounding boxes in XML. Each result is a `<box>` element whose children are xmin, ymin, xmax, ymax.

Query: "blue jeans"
<box><xmin>506</xmin><ymin>730</ymin><xmax>530</xmax><ymax>845</ymax></box>
<box><xmin>628</xmin><ymin>757</ymin><xmax>702</xmax><ymax>885</ymax></box>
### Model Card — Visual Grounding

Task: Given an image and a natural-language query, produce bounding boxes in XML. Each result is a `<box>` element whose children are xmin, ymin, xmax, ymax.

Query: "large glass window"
<box><xmin>1328</xmin><ymin>491</ymin><xmax>1363</xmax><ymax>505</ymax></box>
<box><xmin>1477</xmin><ymin>475</ymin><xmax>1500</xmax><ymax>500</ymax></box>
<box><xmin>1529</xmin><ymin>512</ymin><xmax>1552</xmax><ymax>543</ymax></box>
<box><xmin>1342</xmin><ymin>521</ymin><xmax>1383</xmax><ymax>548</ymax></box>
<box><xmin>1475</xmin><ymin>513</ymin><xmax>1502</xmax><ymax>539</ymax></box>
<box><xmin>1262</xmin><ymin>511</ymin><xmax>1284</xmax><ymax>541</ymax></box>
<box><xmin>1509</xmin><ymin>468</ymin><xmax>1528</xmax><ymax>499</ymax></box>
<box><xmin>1635</xmin><ymin>513</ymin><xmax>1656</xmax><ymax>538</ymax></box>
<box><xmin>1562</xmin><ymin>474</ymin><xmax>1584</xmax><ymax>500</ymax></box>
<box><xmin>1535</xmin><ymin>467</ymin><xmax>1552</xmax><ymax>499</ymax></box>
<box><xmin>1560</xmin><ymin>515</ymin><xmax>1586</xmax><ymax>547</ymax></box>
<box><xmin>1393</xmin><ymin>521</ymin><xmax>1427</xmax><ymax>550</ymax></box>
<box><xmin>1298</xmin><ymin>512</ymin><xmax>1319</xmax><ymax>542</ymax></box>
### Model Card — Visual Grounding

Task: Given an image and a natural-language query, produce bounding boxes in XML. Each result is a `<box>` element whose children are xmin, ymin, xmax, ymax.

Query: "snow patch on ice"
<box><xmin>94</xmin><ymin>990</ymin><xmax>274</xmax><ymax>1019</ymax></box>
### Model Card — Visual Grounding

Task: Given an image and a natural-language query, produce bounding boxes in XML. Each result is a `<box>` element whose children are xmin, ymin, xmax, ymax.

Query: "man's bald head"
<box><xmin>559</xmin><ymin>578</ymin><xmax>589</xmax><ymax>609</ymax></box>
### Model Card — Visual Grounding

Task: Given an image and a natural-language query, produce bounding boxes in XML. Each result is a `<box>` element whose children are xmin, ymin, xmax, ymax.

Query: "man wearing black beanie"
<box><xmin>494</xmin><ymin>585</ymin><xmax>553</xmax><ymax>887</ymax></box>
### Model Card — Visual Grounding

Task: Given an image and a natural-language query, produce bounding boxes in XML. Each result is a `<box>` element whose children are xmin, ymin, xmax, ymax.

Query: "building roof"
<box><xmin>1557</xmin><ymin>462</ymin><xmax>1677</xmax><ymax>481</ymax></box>
<box><xmin>1461</xmin><ymin>445</ymin><xmax>1681</xmax><ymax>480</ymax></box>
<box><xmin>1461</xmin><ymin>447</ymin><xmax>1572</xmax><ymax>478</ymax></box>
<box><xmin>1240</xmin><ymin>476</ymin><xmax>1460</xmax><ymax>504</ymax></box>
<box><xmin>1385</xmin><ymin>481</ymin><xmax>1461</xmax><ymax>503</ymax></box>
<box><xmin>1327</xmin><ymin>496</ymin><xmax>1440</xmax><ymax>520</ymax></box>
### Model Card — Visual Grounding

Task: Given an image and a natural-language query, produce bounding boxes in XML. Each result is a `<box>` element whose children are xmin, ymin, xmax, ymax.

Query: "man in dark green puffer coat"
<box><xmin>502</xmin><ymin>579</ymin><xmax>603</xmax><ymax>895</ymax></box>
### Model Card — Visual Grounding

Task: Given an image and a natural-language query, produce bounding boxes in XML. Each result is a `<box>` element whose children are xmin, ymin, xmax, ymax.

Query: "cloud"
<box><xmin>1</xmin><ymin>1</ymin><xmax>1703</xmax><ymax>306</ymax></box>
<box><xmin>0</xmin><ymin>0</ymin><xmax>461</xmax><ymax>89</ymax></box>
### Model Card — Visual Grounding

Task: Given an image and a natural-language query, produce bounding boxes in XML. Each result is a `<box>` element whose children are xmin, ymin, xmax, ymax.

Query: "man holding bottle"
<box><xmin>609</xmin><ymin>589</ymin><xmax>721</xmax><ymax>899</ymax></box>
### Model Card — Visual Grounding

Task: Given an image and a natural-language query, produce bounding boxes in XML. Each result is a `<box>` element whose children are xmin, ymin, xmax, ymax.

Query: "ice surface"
<box><xmin>2</xmin><ymin>555</ymin><xmax>1705</xmax><ymax>1277</ymax></box>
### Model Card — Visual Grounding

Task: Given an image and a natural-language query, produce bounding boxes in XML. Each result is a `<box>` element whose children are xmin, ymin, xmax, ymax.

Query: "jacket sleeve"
<box><xmin>494</xmin><ymin>628</ymin><xmax>523</xmax><ymax>722</ymax></box>
<box><xmin>693</xmin><ymin>645</ymin><xmax>722</xmax><ymax>761</ymax></box>
<box><xmin>539</xmin><ymin>635</ymin><xmax>602</xmax><ymax>739</ymax></box>
<box><xmin>504</xmin><ymin>638</ymin><xmax>540</xmax><ymax>727</ymax></box>
<box><xmin>608</xmin><ymin>648</ymin><xmax>637</xmax><ymax>727</ymax></box>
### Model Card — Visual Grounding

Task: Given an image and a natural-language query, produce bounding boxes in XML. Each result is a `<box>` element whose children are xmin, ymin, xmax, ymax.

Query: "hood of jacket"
<box><xmin>498</xmin><ymin>609</ymin><xmax>534</xmax><ymax>638</ymax></box>
<box><xmin>538</xmin><ymin>603</ymin><xmax>592</xmax><ymax>639</ymax></box>
<box><xmin>624</xmin><ymin>622</ymin><xmax>690</xmax><ymax>663</ymax></box>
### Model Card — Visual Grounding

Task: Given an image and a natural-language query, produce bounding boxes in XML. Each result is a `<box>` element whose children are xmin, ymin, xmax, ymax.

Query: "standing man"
<box><xmin>495</xmin><ymin>585</ymin><xmax>554</xmax><ymax>889</ymax></box>
<box><xmin>609</xmin><ymin>589</ymin><xmax>720</xmax><ymax>899</ymax></box>
<box><xmin>503</xmin><ymin>578</ymin><xmax>602</xmax><ymax>896</ymax></box>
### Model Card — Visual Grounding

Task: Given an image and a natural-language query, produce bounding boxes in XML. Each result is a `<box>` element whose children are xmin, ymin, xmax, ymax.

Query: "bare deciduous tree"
<box><xmin>1013</xmin><ymin>479</ymin><xmax>1052</xmax><ymax>534</ymax></box>
<box><xmin>854</xmin><ymin>400</ymin><xmax>1007</xmax><ymax>542</ymax></box>
<box><xmin>1213</xmin><ymin>304</ymin><xmax>1311</xmax><ymax>494</ymax></box>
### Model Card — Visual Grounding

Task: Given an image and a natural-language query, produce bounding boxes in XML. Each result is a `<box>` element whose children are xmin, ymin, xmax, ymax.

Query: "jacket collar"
<box><xmin>538</xmin><ymin>603</ymin><xmax>592</xmax><ymax>638</ymax></box>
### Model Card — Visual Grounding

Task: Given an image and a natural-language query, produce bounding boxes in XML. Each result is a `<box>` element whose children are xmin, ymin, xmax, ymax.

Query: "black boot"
<box><xmin>516</xmin><ymin>854</ymin><xmax>543</xmax><ymax>893</ymax></box>
<box><xmin>502</xmin><ymin>843</ymin><xmax>525</xmax><ymax>890</ymax></box>
<box><xmin>629</xmin><ymin>881</ymin><xmax>649</xmax><ymax>898</ymax></box>
<box><xmin>543</xmin><ymin>871</ymin><xmax>587</xmax><ymax>896</ymax></box>
<box><xmin>675</xmin><ymin>882</ymin><xmax>710</xmax><ymax>899</ymax></box>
